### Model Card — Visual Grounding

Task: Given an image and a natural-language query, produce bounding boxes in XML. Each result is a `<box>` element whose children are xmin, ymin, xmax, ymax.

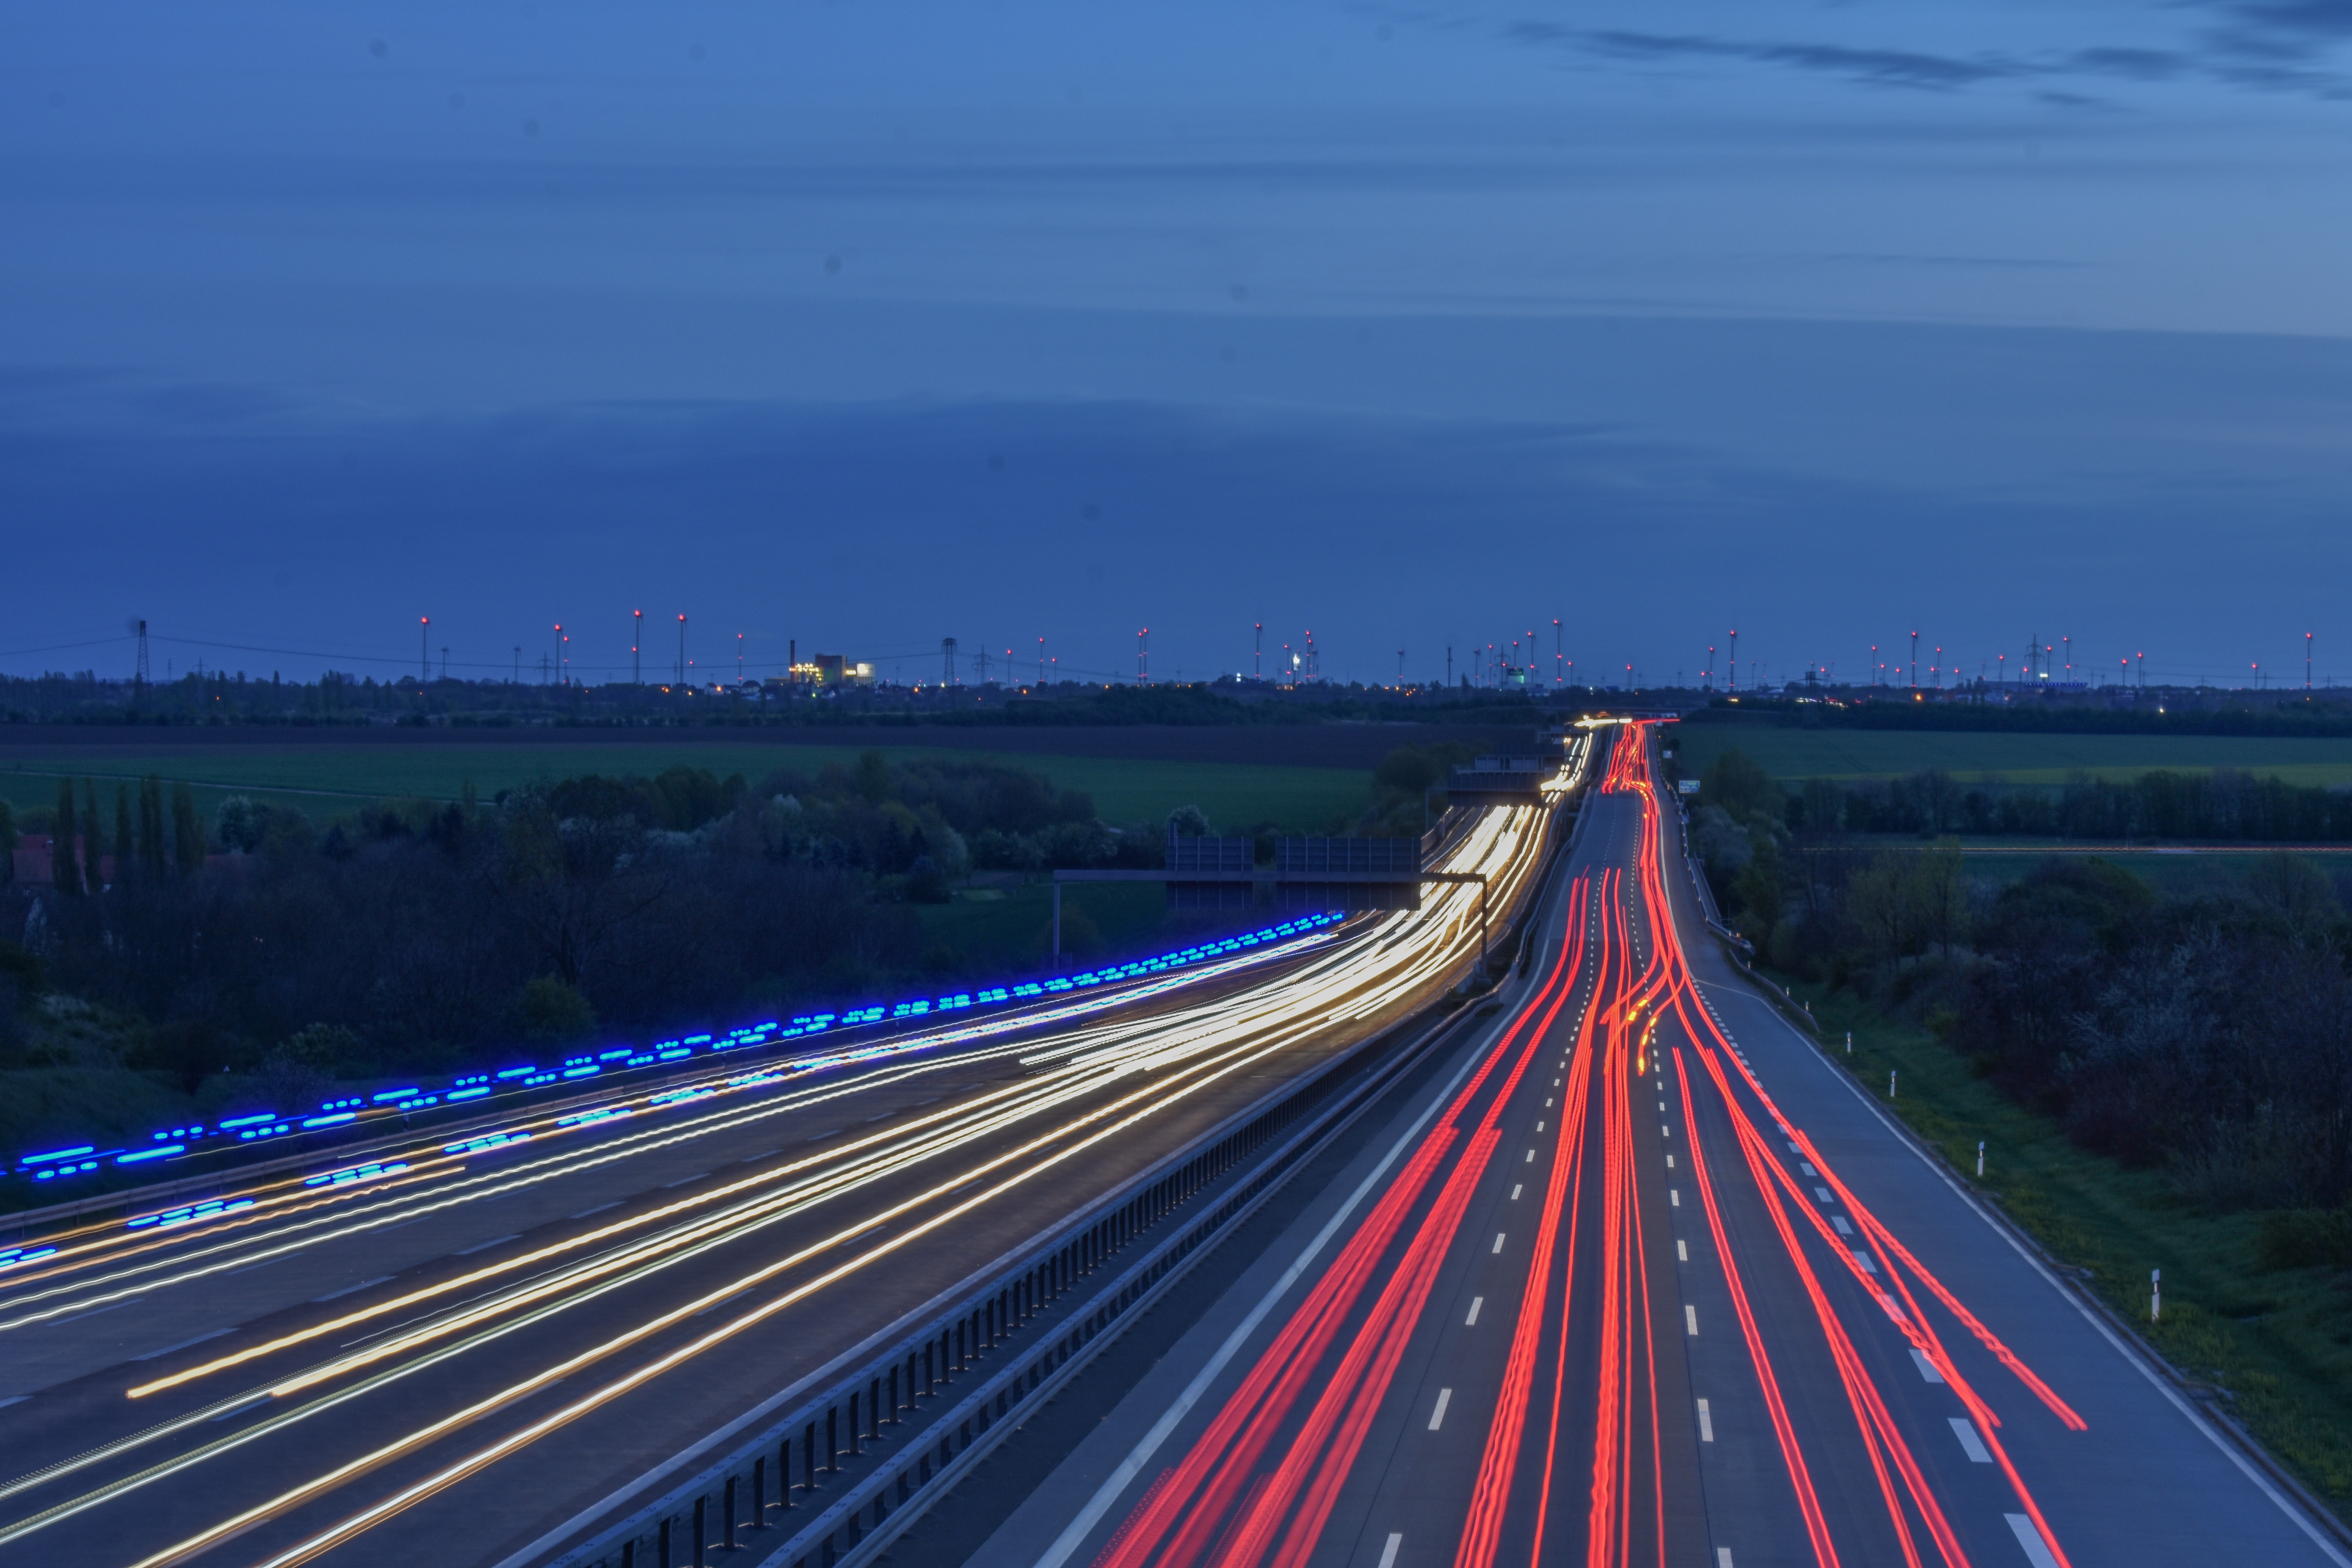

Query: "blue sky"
<box><xmin>5</xmin><ymin>0</ymin><xmax>2350</xmax><ymax>688</ymax></box>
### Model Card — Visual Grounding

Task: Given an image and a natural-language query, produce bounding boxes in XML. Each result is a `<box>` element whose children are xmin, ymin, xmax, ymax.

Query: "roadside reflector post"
<box><xmin>2152</xmin><ymin>1268</ymin><xmax>2162</xmax><ymax>1322</ymax></box>
<box><xmin>1888</xmin><ymin>1070</ymin><xmax>1897</xmax><ymax>1100</ymax></box>
<box><xmin>1845</xmin><ymin>1031</ymin><xmax>1853</xmax><ymax>1054</ymax></box>
<box><xmin>1976</xmin><ymin>1140</ymin><xmax>1985</xmax><ymax>1178</ymax></box>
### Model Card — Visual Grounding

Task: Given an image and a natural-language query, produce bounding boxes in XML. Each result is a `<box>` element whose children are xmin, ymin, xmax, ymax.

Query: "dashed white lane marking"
<box><xmin>0</xmin><ymin>1397</ymin><xmax>27</xmax><ymax>1411</ymax></box>
<box><xmin>569</xmin><ymin>1201</ymin><xmax>619</xmax><ymax>1220</ymax></box>
<box><xmin>1429</xmin><ymin>1388</ymin><xmax>1454</xmax><ymax>1430</ymax></box>
<box><xmin>661</xmin><ymin>1172</ymin><xmax>709</xmax><ymax>1188</ymax></box>
<box><xmin>1526</xmin><ymin>1149</ymin><xmax>1536</xmax><ymax>1163</ymax></box>
<box><xmin>1718</xmin><ymin>1551</ymin><xmax>1735</xmax><ymax>1568</ymax></box>
<box><xmin>1831</xmin><ymin>1216</ymin><xmax>1854</xmax><ymax>1236</ymax></box>
<box><xmin>1685</xmin><ymin>1305</ymin><xmax>1699</xmax><ymax>1336</ymax></box>
<box><xmin>1378</xmin><ymin>1533</ymin><xmax>1404</xmax><ymax>1568</ymax></box>
<box><xmin>1951</xmin><ymin>1417</ymin><xmax>1994</xmax><ymax>1463</ymax></box>
<box><xmin>1852</xmin><ymin>1249</ymin><xmax>1879</xmax><ymax>1274</ymax></box>
<box><xmin>1662</xmin><ymin>1124</ymin><xmax>1672</xmax><ymax>1138</ymax></box>
<box><xmin>1911</xmin><ymin>1348</ymin><xmax>1945</xmax><ymax>1384</ymax></box>
<box><xmin>1511</xmin><ymin>1184</ymin><xmax>1523</xmax><ymax>1200</ymax></box>
<box><xmin>2005</xmin><ymin>1513</ymin><xmax>2062</xmax><ymax>1568</ymax></box>
<box><xmin>1466</xmin><ymin>1296</ymin><xmax>1484</xmax><ymax>1327</ymax></box>
<box><xmin>1657</xmin><ymin>1101</ymin><xmax>1666</xmax><ymax>1111</ymax></box>
<box><xmin>1697</xmin><ymin>1397</ymin><xmax>1715</xmax><ymax>1441</ymax></box>
<box><xmin>311</xmin><ymin>1276</ymin><xmax>390</xmax><ymax>1303</ymax></box>
<box><xmin>1671</xmin><ymin>1189</ymin><xmax>1681</xmax><ymax>1207</ymax></box>
<box><xmin>1799</xmin><ymin>1161</ymin><xmax>1818</xmax><ymax>1176</ymax></box>
<box><xmin>1492</xmin><ymin>1232</ymin><xmax>1507</xmax><ymax>1254</ymax></box>
<box><xmin>1666</xmin><ymin>1154</ymin><xmax>1675</xmax><ymax>1168</ymax></box>
<box><xmin>1677</xmin><ymin>1240</ymin><xmax>1689</xmax><ymax>1262</ymax></box>
<box><xmin>1813</xmin><ymin>1187</ymin><xmax>1834</xmax><ymax>1204</ymax></box>
<box><xmin>133</xmin><ymin>1328</ymin><xmax>232</xmax><ymax>1361</ymax></box>
<box><xmin>454</xmin><ymin>1233</ymin><xmax>520</xmax><ymax>1257</ymax></box>
<box><xmin>1536</xmin><ymin>1122</ymin><xmax>1546</xmax><ymax>1132</ymax></box>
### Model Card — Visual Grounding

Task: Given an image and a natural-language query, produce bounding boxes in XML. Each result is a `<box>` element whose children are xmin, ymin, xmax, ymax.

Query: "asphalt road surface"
<box><xmin>973</xmin><ymin>722</ymin><xmax>2352</xmax><ymax>1568</ymax></box>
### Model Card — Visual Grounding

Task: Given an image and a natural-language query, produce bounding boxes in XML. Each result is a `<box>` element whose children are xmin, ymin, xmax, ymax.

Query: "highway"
<box><xmin>977</xmin><ymin>723</ymin><xmax>2352</xmax><ymax>1568</ymax></box>
<box><xmin>0</xmin><ymin>754</ymin><xmax>1579</xmax><ymax>1568</ymax></box>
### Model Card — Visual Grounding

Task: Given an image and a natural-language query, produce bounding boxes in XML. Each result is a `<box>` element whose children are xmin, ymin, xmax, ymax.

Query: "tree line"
<box><xmin>0</xmin><ymin>753</ymin><xmax>1221</xmax><ymax>1104</ymax></box>
<box><xmin>1692</xmin><ymin>747</ymin><xmax>2352</xmax><ymax>1229</ymax></box>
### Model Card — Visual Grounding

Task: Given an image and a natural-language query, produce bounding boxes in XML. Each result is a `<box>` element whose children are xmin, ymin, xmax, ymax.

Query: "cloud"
<box><xmin>1566</xmin><ymin>29</ymin><xmax>2012</xmax><ymax>91</ymax></box>
<box><xmin>2211</xmin><ymin>0</ymin><xmax>2352</xmax><ymax>57</ymax></box>
<box><xmin>1497</xmin><ymin>13</ymin><xmax>2337</xmax><ymax>99</ymax></box>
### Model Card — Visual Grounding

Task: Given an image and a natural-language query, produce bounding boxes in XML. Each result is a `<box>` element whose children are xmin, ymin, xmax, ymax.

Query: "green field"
<box><xmin>0</xmin><ymin>744</ymin><xmax>1368</xmax><ymax>835</ymax></box>
<box><xmin>1675</xmin><ymin>725</ymin><xmax>2352</xmax><ymax>788</ymax></box>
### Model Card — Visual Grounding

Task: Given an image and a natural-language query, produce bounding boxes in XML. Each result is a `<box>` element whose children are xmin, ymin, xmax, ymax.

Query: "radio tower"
<box><xmin>134</xmin><ymin>619</ymin><xmax>150</xmax><ymax>688</ymax></box>
<box><xmin>942</xmin><ymin>637</ymin><xmax>958</xmax><ymax>686</ymax></box>
<box><xmin>633</xmin><ymin>610</ymin><xmax>643</xmax><ymax>684</ymax></box>
<box><xmin>1137</xmin><ymin>628</ymin><xmax>1149</xmax><ymax>685</ymax></box>
<box><xmin>1728</xmin><ymin>629</ymin><xmax>1738</xmax><ymax>691</ymax></box>
<box><xmin>1553</xmin><ymin>619</ymin><xmax>1562</xmax><ymax>686</ymax></box>
<box><xmin>1254</xmin><ymin>622</ymin><xmax>1263</xmax><ymax>682</ymax></box>
<box><xmin>420</xmin><ymin>616</ymin><xmax>430</xmax><ymax>683</ymax></box>
<box><xmin>677</xmin><ymin>614</ymin><xmax>688</xmax><ymax>684</ymax></box>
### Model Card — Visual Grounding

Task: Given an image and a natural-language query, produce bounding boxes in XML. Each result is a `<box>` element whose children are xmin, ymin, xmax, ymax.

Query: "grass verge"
<box><xmin>1778</xmin><ymin>975</ymin><xmax>2352</xmax><ymax>1514</ymax></box>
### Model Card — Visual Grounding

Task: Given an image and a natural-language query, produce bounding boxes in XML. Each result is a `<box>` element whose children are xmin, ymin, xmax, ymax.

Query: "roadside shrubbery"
<box><xmin>1699</xmin><ymin>746</ymin><xmax>2352</xmax><ymax>1217</ymax></box>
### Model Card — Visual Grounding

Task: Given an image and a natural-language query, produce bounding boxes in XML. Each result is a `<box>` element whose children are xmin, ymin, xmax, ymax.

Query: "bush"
<box><xmin>905</xmin><ymin>855</ymin><xmax>951</xmax><ymax>904</ymax></box>
<box><xmin>516</xmin><ymin>976</ymin><xmax>597</xmax><ymax>1045</ymax></box>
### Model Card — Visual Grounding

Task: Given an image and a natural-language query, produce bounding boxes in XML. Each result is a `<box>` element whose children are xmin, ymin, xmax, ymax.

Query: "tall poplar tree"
<box><xmin>82</xmin><ymin>780</ymin><xmax>103</xmax><ymax>890</ymax></box>
<box><xmin>140</xmin><ymin>775</ymin><xmax>167</xmax><ymax>879</ymax></box>
<box><xmin>53</xmin><ymin>780</ymin><xmax>81</xmax><ymax>895</ymax></box>
<box><xmin>171</xmin><ymin>780</ymin><xmax>205</xmax><ymax>875</ymax></box>
<box><xmin>114</xmin><ymin>786</ymin><xmax>135</xmax><ymax>889</ymax></box>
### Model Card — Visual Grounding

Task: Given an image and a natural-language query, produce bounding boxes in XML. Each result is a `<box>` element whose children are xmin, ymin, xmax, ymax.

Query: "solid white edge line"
<box><xmin>1029</xmin><ymin>977</ymin><xmax>1518</xmax><ymax>1568</ymax></box>
<box><xmin>1659</xmin><ymin>761</ymin><xmax>2352</xmax><ymax>1566</ymax></box>
<box><xmin>2004</xmin><ymin>1511</ymin><xmax>2062</xmax><ymax>1568</ymax></box>
<box><xmin>1695</xmin><ymin>962</ymin><xmax>2352</xmax><ymax>1568</ymax></box>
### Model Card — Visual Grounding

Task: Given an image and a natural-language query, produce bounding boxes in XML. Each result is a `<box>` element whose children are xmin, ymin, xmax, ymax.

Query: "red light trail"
<box><xmin>1091</xmin><ymin>721</ymin><xmax>2085</xmax><ymax>1568</ymax></box>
